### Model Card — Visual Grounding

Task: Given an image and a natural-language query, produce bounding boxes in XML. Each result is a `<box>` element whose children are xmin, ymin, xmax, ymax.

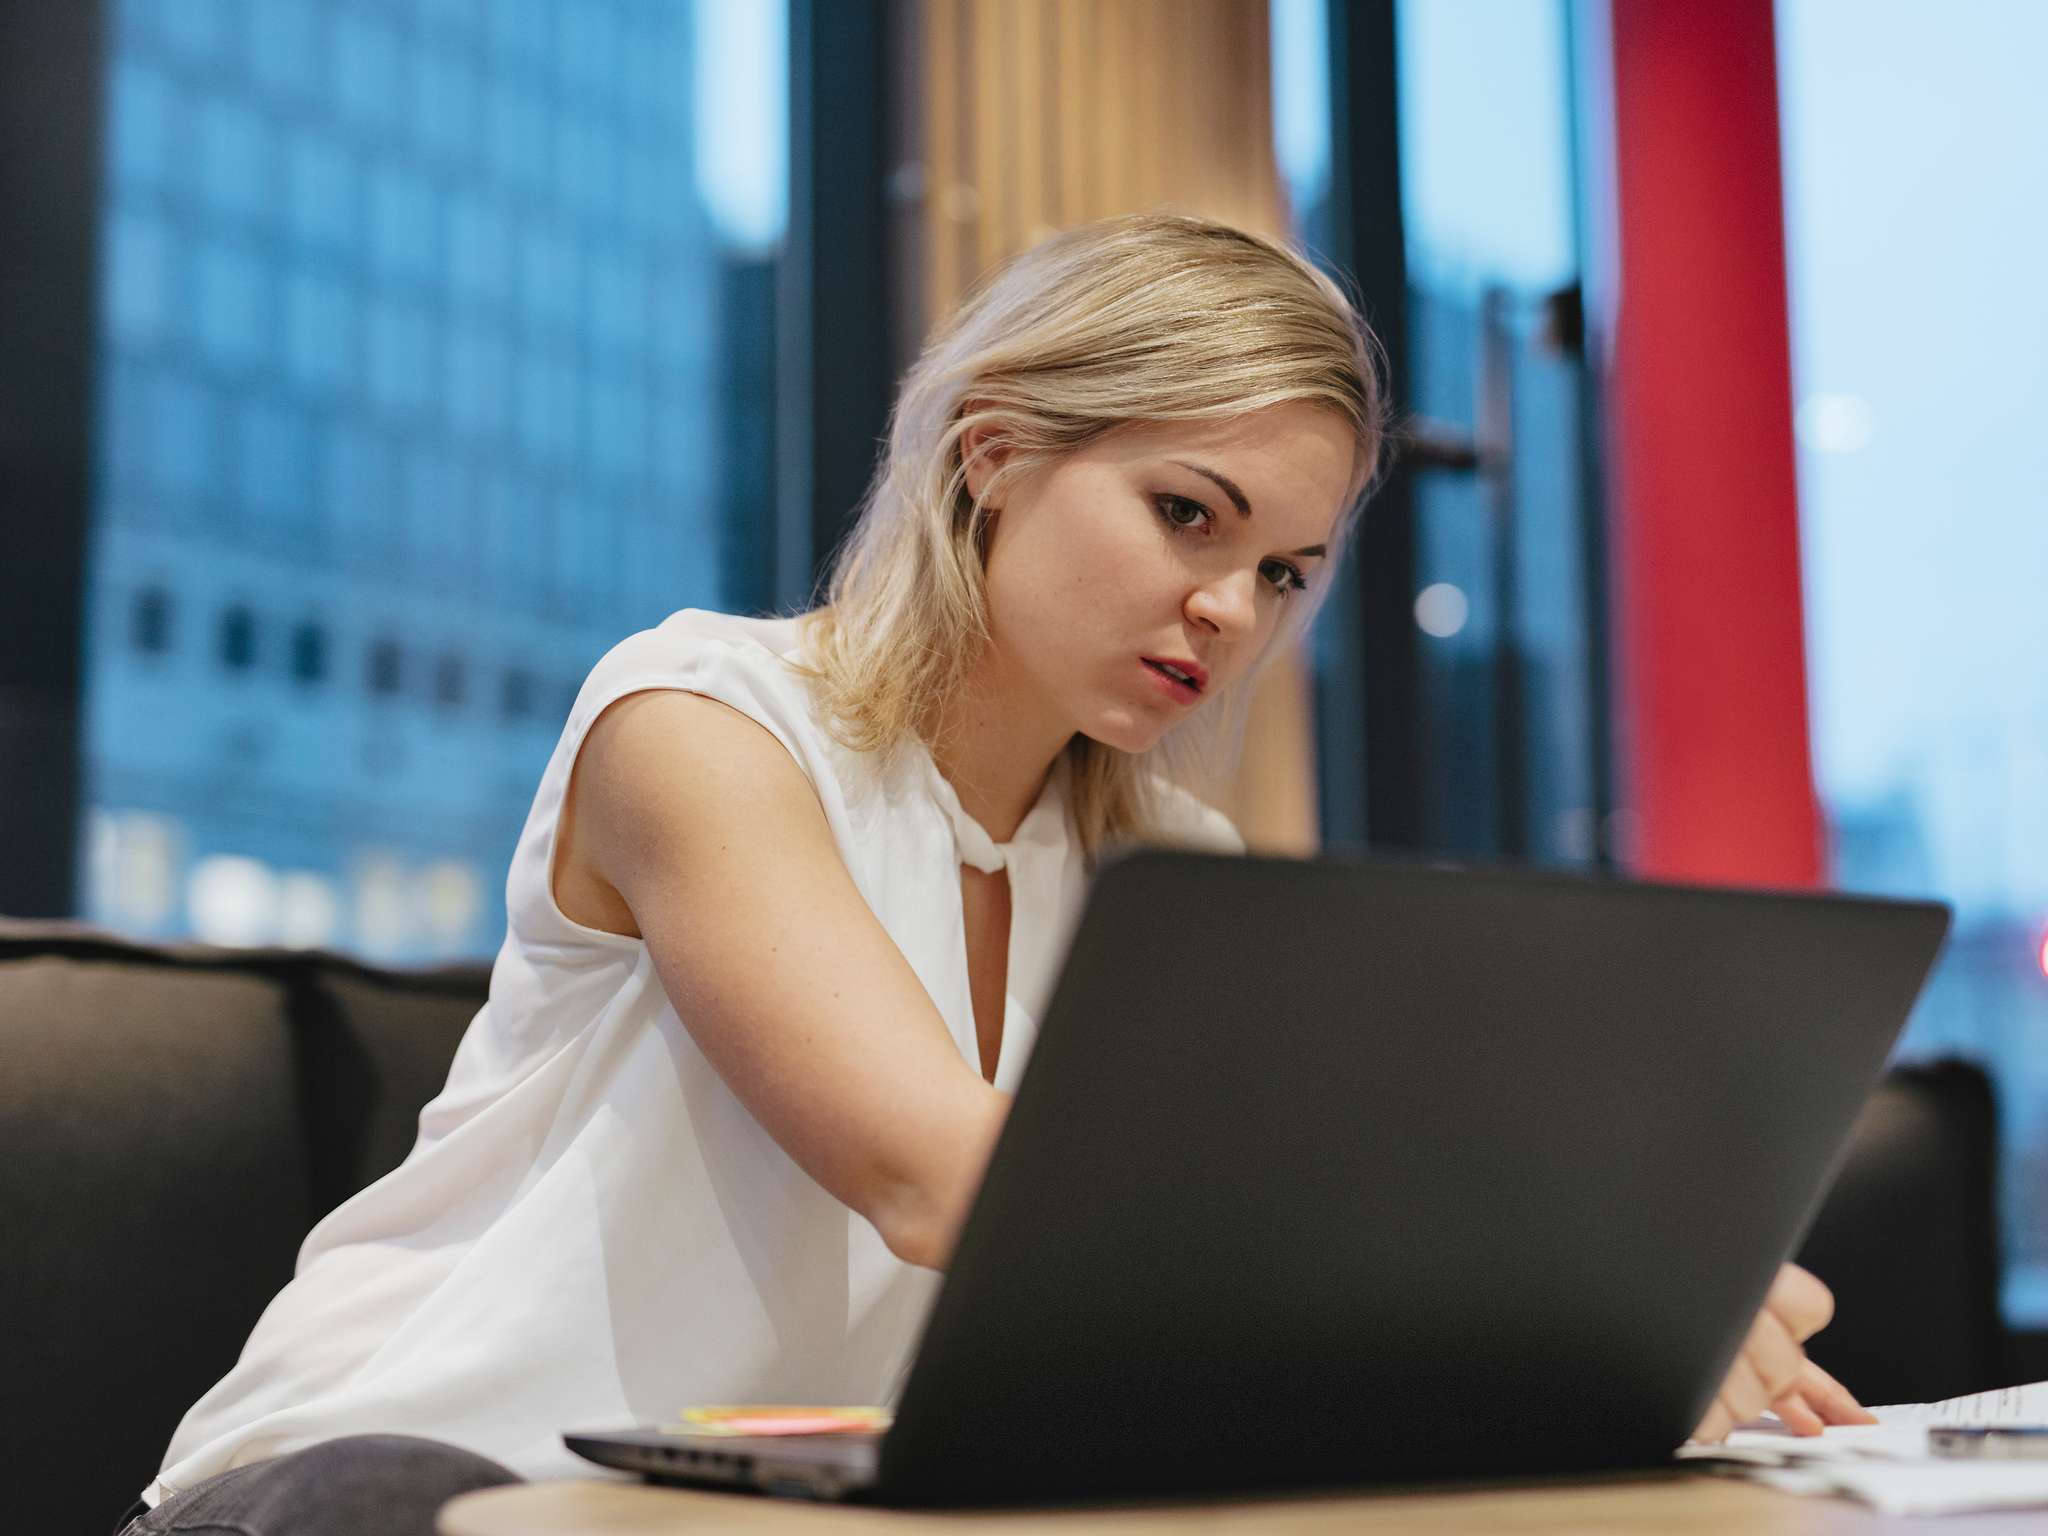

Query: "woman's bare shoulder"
<box><xmin>553</xmin><ymin>688</ymin><xmax>828</xmax><ymax>938</ymax></box>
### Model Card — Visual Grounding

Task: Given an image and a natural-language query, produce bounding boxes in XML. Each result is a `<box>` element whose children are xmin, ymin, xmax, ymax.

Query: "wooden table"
<box><xmin>439</xmin><ymin>1469</ymin><xmax>2041</xmax><ymax>1534</ymax></box>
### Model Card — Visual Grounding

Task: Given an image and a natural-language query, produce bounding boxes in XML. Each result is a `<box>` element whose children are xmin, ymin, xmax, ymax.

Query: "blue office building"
<box><xmin>82</xmin><ymin>0</ymin><xmax>778</xmax><ymax>961</ymax></box>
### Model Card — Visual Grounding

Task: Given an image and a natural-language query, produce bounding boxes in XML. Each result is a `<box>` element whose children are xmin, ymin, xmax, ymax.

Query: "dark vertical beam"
<box><xmin>0</xmin><ymin>0</ymin><xmax>106</xmax><ymax>917</ymax></box>
<box><xmin>1571</xmin><ymin>327</ymin><xmax>1620</xmax><ymax>869</ymax></box>
<box><xmin>715</xmin><ymin>254</ymin><xmax>779</xmax><ymax>615</ymax></box>
<box><xmin>1566</xmin><ymin>0</ymin><xmax>1619</xmax><ymax>869</ymax></box>
<box><xmin>1321</xmin><ymin>0</ymin><xmax>1423</xmax><ymax>850</ymax></box>
<box><xmin>1479</xmin><ymin>288</ymin><xmax>1529</xmax><ymax>860</ymax></box>
<box><xmin>780</xmin><ymin>0</ymin><xmax>895</xmax><ymax>608</ymax></box>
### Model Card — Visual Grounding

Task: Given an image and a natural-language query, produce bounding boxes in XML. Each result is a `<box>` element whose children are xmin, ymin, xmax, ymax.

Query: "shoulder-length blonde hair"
<box><xmin>801</xmin><ymin>210</ymin><xmax>1389</xmax><ymax>855</ymax></box>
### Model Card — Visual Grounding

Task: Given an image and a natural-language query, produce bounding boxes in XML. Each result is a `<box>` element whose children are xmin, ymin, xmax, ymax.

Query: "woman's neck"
<box><xmin>928</xmin><ymin>650</ymin><xmax>1072</xmax><ymax>844</ymax></box>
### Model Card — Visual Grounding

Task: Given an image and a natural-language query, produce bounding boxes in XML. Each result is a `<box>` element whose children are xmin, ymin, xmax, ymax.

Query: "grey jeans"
<box><xmin>113</xmin><ymin>1435</ymin><xmax>522</xmax><ymax>1536</ymax></box>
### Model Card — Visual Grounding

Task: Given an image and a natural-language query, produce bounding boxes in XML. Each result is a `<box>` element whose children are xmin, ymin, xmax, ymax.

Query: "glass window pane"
<box><xmin>1779</xmin><ymin>0</ymin><xmax>2048</xmax><ymax>1325</ymax></box>
<box><xmin>249</xmin><ymin>0</ymin><xmax>321</xmax><ymax>100</ymax></box>
<box><xmin>287</xmin><ymin>130</ymin><xmax>362</xmax><ymax>255</ymax></box>
<box><xmin>145</xmin><ymin>0</ymin><xmax>234</xmax><ymax>68</ymax></box>
<box><xmin>412</xmin><ymin>50</ymin><xmax>480</xmax><ymax>166</ymax></box>
<box><xmin>368</xmin><ymin>165</ymin><xmax>439</xmax><ymax>285</ymax></box>
<box><xmin>148</xmin><ymin>369</ymin><xmax>223</xmax><ymax>499</ymax></box>
<box><xmin>332</xmin><ymin>12</ymin><xmax>403</xmax><ymax>135</ymax></box>
<box><xmin>366</xmin><ymin>297</ymin><xmax>434</xmax><ymax>419</ymax></box>
<box><xmin>236</xmin><ymin>396</ymin><xmax>314</xmax><ymax>523</ymax></box>
<box><xmin>447</xmin><ymin>194</ymin><xmax>514</xmax><ymax>306</ymax></box>
<box><xmin>1392</xmin><ymin>0</ymin><xmax>1601</xmax><ymax>865</ymax></box>
<box><xmin>108</xmin><ymin>58</ymin><xmax>175</xmax><ymax>188</ymax></box>
<box><xmin>196</xmin><ymin>96</ymin><xmax>270</xmax><ymax>224</ymax></box>
<box><xmin>446</xmin><ymin>322</ymin><xmax>512</xmax><ymax>440</ymax></box>
<box><xmin>192</xmin><ymin>236</ymin><xmax>269</xmax><ymax>370</ymax></box>
<box><xmin>1396</xmin><ymin>0</ymin><xmax>1576</xmax><ymax>294</ymax></box>
<box><xmin>282</xmin><ymin>268</ymin><xmax>358</xmax><ymax>397</ymax></box>
<box><xmin>105</xmin><ymin>207</ymin><xmax>175</xmax><ymax>346</ymax></box>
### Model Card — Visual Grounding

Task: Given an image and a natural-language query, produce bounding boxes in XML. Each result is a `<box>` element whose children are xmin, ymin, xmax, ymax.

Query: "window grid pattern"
<box><xmin>84</xmin><ymin>0</ymin><xmax>762</xmax><ymax>961</ymax></box>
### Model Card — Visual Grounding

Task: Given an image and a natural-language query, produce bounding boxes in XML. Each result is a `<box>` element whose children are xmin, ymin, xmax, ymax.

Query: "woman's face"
<box><xmin>966</xmin><ymin>402</ymin><xmax>1357</xmax><ymax>754</ymax></box>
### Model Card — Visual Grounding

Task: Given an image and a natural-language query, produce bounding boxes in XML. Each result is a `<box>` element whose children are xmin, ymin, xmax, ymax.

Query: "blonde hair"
<box><xmin>801</xmin><ymin>210</ymin><xmax>1389</xmax><ymax>855</ymax></box>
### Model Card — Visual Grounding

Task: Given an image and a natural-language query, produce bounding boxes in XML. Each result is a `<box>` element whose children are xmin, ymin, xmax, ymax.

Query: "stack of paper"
<box><xmin>1679</xmin><ymin>1381</ymin><xmax>2048</xmax><ymax>1514</ymax></box>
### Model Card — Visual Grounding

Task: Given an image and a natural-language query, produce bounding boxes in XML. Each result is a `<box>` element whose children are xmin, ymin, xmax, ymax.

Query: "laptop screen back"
<box><xmin>880</xmin><ymin>853</ymin><xmax>1949</xmax><ymax>1504</ymax></box>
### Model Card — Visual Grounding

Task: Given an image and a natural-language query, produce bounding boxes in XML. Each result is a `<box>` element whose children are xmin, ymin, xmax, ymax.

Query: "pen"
<box><xmin>1929</xmin><ymin>1428</ymin><xmax>2048</xmax><ymax>1460</ymax></box>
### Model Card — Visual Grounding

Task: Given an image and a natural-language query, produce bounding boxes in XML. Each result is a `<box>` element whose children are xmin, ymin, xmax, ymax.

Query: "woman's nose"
<box><xmin>1184</xmin><ymin>570</ymin><xmax>1260</xmax><ymax>637</ymax></box>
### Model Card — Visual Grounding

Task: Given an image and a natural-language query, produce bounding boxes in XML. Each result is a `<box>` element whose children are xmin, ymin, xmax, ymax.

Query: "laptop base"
<box><xmin>564</xmin><ymin>1428</ymin><xmax>882</xmax><ymax>1501</ymax></box>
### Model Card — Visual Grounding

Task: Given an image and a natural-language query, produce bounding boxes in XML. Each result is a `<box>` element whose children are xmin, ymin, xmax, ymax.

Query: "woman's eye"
<box><xmin>1156</xmin><ymin>494</ymin><xmax>1211</xmax><ymax>530</ymax></box>
<box><xmin>1260</xmin><ymin>559</ymin><xmax>1309</xmax><ymax>598</ymax></box>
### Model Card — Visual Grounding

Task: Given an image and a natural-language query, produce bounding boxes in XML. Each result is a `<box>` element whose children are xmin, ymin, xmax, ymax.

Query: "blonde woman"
<box><xmin>121</xmin><ymin>213</ymin><xmax>1869</xmax><ymax>1536</ymax></box>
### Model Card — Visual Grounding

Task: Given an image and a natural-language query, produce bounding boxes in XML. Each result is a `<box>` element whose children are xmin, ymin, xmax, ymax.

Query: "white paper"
<box><xmin>1734</xmin><ymin>1460</ymin><xmax>2048</xmax><ymax>1516</ymax></box>
<box><xmin>1676</xmin><ymin>1379</ymin><xmax>2048</xmax><ymax>1514</ymax></box>
<box><xmin>1869</xmin><ymin>1382</ymin><xmax>2048</xmax><ymax>1426</ymax></box>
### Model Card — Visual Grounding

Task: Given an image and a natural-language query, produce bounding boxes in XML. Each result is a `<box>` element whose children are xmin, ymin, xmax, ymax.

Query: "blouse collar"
<box><xmin>922</xmin><ymin>750</ymin><xmax>1073</xmax><ymax>874</ymax></box>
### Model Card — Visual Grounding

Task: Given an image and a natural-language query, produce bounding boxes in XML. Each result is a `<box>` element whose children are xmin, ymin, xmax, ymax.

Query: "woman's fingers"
<box><xmin>1794</xmin><ymin>1357</ymin><xmax>1880</xmax><ymax>1425</ymax></box>
<box><xmin>1768</xmin><ymin>1359</ymin><xmax>1879</xmax><ymax>1437</ymax></box>
<box><xmin>1740</xmin><ymin>1306</ymin><xmax>1808</xmax><ymax>1405</ymax></box>
<box><xmin>1689</xmin><ymin>1288</ymin><xmax>1871</xmax><ymax>1447</ymax></box>
<box><xmin>1692</xmin><ymin>1397</ymin><xmax>1736</xmax><ymax>1445</ymax></box>
<box><xmin>1764</xmin><ymin>1263</ymin><xmax>1835</xmax><ymax>1344</ymax></box>
<box><xmin>1694</xmin><ymin>1306</ymin><xmax>1806</xmax><ymax>1444</ymax></box>
<box><xmin>1718</xmin><ymin>1342</ymin><xmax>1777</xmax><ymax>1426</ymax></box>
<box><xmin>1772</xmin><ymin>1387</ymin><xmax>1828</xmax><ymax>1435</ymax></box>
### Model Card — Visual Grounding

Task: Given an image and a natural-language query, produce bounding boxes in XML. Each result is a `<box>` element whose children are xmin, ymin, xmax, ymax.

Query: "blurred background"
<box><xmin>1</xmin><ymin>0</ymin><xmax>2042</xmax><ymax>1320</ymax></box>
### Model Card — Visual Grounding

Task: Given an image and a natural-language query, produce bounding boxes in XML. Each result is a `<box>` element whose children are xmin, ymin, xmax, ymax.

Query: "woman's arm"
<box><xmin>563</xmin><ymin>688</ymin><xmax>1007</xmax><ymax>1270</ymax></box>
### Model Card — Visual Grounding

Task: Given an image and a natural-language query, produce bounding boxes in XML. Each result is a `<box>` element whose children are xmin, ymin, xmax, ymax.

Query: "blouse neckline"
<box><xmin>918</xmin><ymin>748</ymin><xmax>1072</xmax><ymax>874</ymax></box>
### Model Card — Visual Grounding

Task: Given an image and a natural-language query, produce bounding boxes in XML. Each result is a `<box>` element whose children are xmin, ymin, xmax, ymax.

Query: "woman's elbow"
<box><xmin>864</xmin><ymin>1178</ymin><xmax>947</xmax><ymax>1271</ymax></box>
<box><xmin>858</xmin><ymin>1082</ymin><xmax>1007</xmax><ymax>1272</ymax></box>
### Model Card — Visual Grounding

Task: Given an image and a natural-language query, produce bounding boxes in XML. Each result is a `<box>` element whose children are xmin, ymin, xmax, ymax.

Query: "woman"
<box><xmin>120</xmin><ymin>213</ymin><xmax>1870</xmax><ymax>1536</ymax></box>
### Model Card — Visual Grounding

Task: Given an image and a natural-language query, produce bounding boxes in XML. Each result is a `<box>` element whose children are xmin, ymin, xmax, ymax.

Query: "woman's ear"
<box><xmin>959</xmin><ymin>409</ymin><xmax>1009</xmax><ymax>504</ymax></box>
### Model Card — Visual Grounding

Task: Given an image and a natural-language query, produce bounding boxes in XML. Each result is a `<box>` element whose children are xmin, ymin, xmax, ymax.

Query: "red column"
<box><xmin>1606</xmin><ymin>0</ymin><xmax>1823</xmax><ymax>888</ymax></box>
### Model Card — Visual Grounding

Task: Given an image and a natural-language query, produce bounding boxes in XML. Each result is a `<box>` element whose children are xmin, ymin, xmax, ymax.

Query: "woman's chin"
<box><xmin>1079</xmin><ymin>707</ymin><xmax>1172</xmax><ymax>755</ymax></box>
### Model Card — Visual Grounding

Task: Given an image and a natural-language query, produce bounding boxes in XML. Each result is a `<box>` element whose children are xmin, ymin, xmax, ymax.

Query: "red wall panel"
<box><xmin>1607</xmin><ymin>0</ymin><xmax>1823</xmax><ymax>887</ymax></box>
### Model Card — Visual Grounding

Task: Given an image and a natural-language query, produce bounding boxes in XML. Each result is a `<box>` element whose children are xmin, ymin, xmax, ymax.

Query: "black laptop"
<box><xmin>566</xmin><ymin>851</ymin><xmax>1950</xmax><ymax>1505</ymax></box>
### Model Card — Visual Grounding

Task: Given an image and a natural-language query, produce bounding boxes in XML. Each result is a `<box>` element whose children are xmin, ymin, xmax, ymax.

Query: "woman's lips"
<box><xmin>1141</xmin><ymin>654</ymin><xmax>1208</xmax><ymax>690</ymax></box>
<box><xmin>1140</xmin><ymin>657</ymin><xmax>1203</xmax><ymax>704</ymax></box>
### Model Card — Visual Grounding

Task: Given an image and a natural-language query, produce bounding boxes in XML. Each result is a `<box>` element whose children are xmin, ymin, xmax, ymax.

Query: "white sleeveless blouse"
<box><xmin>147</xmin><ymin>609</ymin><xmax>1241</xmax><ymax>1505</ymax></box>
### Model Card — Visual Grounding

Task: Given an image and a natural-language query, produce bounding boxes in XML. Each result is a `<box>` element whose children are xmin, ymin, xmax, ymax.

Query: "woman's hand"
<box><xmin>1688</xmin><ymin>1264</ymin><xmax>1881</xmax><ymax>1444</ymax></box>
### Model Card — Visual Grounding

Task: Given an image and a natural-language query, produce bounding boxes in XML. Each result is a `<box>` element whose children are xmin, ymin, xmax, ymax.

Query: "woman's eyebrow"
<box><xmin>1168</xmin><ymin>459</ymin><xmax>1252</xmax><ymax>518</ymax></box>
<box><xmin>1168</xmin><ymin>458</ymin><xmax>1324</xmax><ymax>558</ymax></box>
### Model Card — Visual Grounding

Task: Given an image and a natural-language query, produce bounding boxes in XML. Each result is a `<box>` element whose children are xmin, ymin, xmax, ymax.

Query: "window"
<box><xmin>289</xmin><ymin>621</ymin><xmax>327</xmax><ymax>686</ymax></box>
<box><xmin>433</xmin><ymin>653</ymin><xmax>467</xmax><ymax>711</ymax></box>
<box><xmin>218</xmin><ymin>605</ymin><xmax>257</xmax><ymax>671</ymax></box>
<box><xmin>1778</xmin><ymin>0</ymin><xmax>2048</xmax><ymax>1324</ymax></box>
<box><xmin>366</xmin><ymin>638</ymin><xmax>404</xmax><ymax>698</ymax></box>
<box><xmin>132</xmin><ymin>588</ymin><xmax>173</xmax><ymax>655</ymax></box>
<box><xmin>500</xmin><ymin>666</ymin><xmax>535</xmax><ymax>722</ymax></box>
<box><xmin>1391</xmin><ymin>0</ymin><xmax>1603</xmax><ymax>867</ymax></box>
<box><xmin>82</xmin><ymin>0</ymin><xmax>791</xmax><ymax>960</ymax></box>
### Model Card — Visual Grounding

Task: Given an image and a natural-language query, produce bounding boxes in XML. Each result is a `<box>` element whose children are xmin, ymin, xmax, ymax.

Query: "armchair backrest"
<box><xmin>0</xmin><ymin>922</ymin><xmax>486</xmax><ymax>1536</ymax></box>
<box><xmin>1795</xmin><ymin>1059</ymin><xmax>2005</xmax><ymax>1406</ymax></box>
